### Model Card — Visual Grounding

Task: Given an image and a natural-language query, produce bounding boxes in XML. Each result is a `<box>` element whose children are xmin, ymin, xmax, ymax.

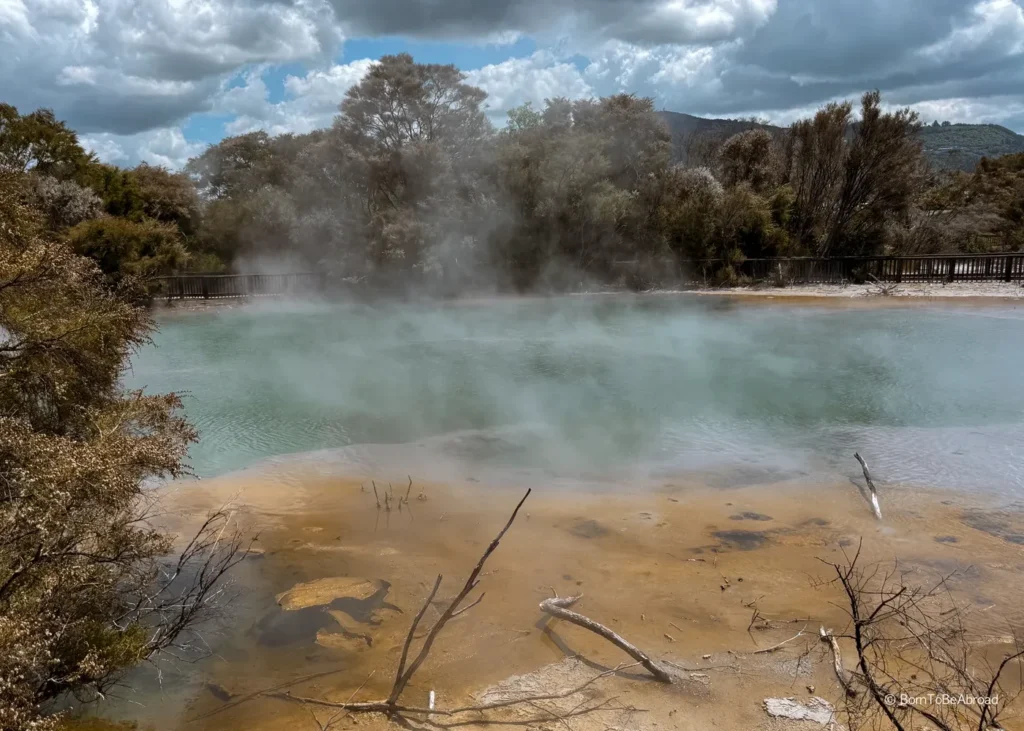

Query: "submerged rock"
<box><xmin>276</xmin><ymin>577</ymin><xmax>383</xmax><ymax>611</ymax></box>
<box><xmin>568</xmin><ymin>519</ymin><xmax>609</xmax><ymax>539</ymax></box>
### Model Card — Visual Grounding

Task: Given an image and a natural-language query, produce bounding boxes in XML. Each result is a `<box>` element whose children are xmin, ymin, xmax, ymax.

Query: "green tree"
<box><xmin>78</xmin><ymin>164</ymin><xmax>201</xmax><ymax>236</ymax></box>
<box><xmin>0</xmin><ymin>105</ymin><xmax>94</xmax><ymax>178</ymax></box>
<box><xmin>329</xmin><ymin>53</ymin><xmax>494</xmax><ymax>272</ymax></box>
<box><xmin>781</xmin><ymin>91</ymin><xmax>923</xmax><ymax>256</ymax></box>
<box><xmin>186</xmin><ymin>131</ymin><xmax>291</xmax><ymax>200</ymax></box>
<box><xmin>719</xmin><ymin>129</ymin><xmax>777</xmax><ymax>193</ymax></box>
<box><xmin>66</xmin><ymin>217</ymin><xmax>189</xmax><ymax>286</ymax></box>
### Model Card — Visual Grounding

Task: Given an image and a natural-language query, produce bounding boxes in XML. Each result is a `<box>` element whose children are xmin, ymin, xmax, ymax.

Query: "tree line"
<box><xmin>2</xmin><ymin>54</ymin><xmax>1022</xmax><ymax>294</ymax></box>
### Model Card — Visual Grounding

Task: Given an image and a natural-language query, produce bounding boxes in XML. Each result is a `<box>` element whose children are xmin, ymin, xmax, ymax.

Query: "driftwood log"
<box><xmin>539</xmin><ymin>595</ymin><xmax>673</xmax><ymax>683</ymax></box>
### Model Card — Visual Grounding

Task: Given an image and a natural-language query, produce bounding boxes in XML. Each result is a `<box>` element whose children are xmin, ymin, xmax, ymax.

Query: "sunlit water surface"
<box><xmin>127</xmin><ymin>296</ymin><xmax>1024</xmax><ymax>497</ymax></box>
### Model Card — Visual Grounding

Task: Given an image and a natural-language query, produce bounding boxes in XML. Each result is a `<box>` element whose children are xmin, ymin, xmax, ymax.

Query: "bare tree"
<box><xmin>819</xmin><ymin>541</ymin><xmax>1024</xmax><ymax>731</ymax></box>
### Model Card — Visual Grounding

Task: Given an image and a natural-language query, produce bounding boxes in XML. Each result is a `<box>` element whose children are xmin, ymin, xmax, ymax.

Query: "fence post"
<box><xmin>1006</xmin><ymin>255</ymin><xmax>1014</xmax><ymax>283</ymax></box>
<box><xmin>946</xmin><ymin>257</ymin><xmax>956</xmax><ymax>283</ymax></box>
<box><xmin>201</xmin><ymin>276</ymin><xmax>209</xmax><ymax>299</ymax></box>
<box><xmin>895</xmin><ymin>258</ymin><xmax>904</xmax><ymax>284</ymax></box>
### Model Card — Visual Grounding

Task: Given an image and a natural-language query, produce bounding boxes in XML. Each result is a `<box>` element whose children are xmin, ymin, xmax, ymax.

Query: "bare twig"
<box><xmin>866</xmin><ymin>274</ymin><xmax>902</xmax><ymax>297</ymax></box>
<box><xmin>753</xmin><ymin>627</ymin><xmax>808</xmax><ymax>654</ymax></box>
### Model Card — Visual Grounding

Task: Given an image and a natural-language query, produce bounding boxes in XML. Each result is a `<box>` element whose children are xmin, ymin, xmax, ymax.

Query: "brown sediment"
<box><xmin>140</xmin><ymin>468</ymin><xmax>1024</xmax><ymax>731</ymax></box>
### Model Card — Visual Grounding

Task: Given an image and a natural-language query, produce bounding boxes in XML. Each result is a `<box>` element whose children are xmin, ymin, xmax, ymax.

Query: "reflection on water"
<box><xmin>128</xmin><ymin>296</ymin><xmax>1024</xmax><ymax>497</ymax></box>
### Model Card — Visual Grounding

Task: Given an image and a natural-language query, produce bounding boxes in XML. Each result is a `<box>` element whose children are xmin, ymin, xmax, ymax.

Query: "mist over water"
<box><xmin>128</xmin><ymin>296</ymin><xmax>1024</xmax><ymax>497</ymax></box>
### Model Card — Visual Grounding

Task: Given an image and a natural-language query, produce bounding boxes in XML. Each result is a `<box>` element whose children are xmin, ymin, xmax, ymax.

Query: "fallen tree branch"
<box><xmin>854</xmin><ymin>452</ymin><xmax>882</xmax><ymax>520</ymax></box>
<box><xmin>539</xmin><ymin>595</ymin><xmax>673</xmax><ymax>683</ymax></box>
<box><xmin>820</xmin><ymin>626</ymin><xmax>855</xmax><ymax>697</ymax></box>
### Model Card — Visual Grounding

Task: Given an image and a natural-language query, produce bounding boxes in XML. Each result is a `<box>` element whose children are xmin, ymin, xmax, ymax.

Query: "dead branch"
<box><xmin>243</xmin><ymin>488</ymin><xmax>676</xmax><ymax>729</ymax></box>
<box><xmin>819</xmin><ymin>626</ymin><xmax>855</xmax><ymax>697</ymax></box>
<box><xmin>188</xmin><ymin>668</ymin><xmax>351</xmax><ymax>722</ymax></box>
<box><xmin>265</xmin><ymin>488</ymin><xmax>650</xmax><ymax>728</ymax></box>
<box><xmin>865</xmin><ymin>274</ymin><xmax>902</xmax><ymax>297</ymax></box>
<box><xmin>539</xmin><ymin>595</ymin><xmax>673</xmax><ymax>683</ymax></box>
<box><xmin>127</xmin><ymin>508</ymin><xmax>254</xmax><ymax>661</ymax></box>
<box><xmin>388</xmin><ymin>488</ymin><xmax>532</xmax><ymax>704</ymax></box>
<box><xmin>753</xmin><ymin>627</ymin><xmax>809</xmax><ymax>654</ymax></box>
<box><xmin>854</xmin><ymin>452</ymin><xmax>882</xmax><ymax>520</ymax></box>
<box><xmin>819</xmin><ymin>544</ymin><xmax>1024</xmax><ymax>731</ymax></box>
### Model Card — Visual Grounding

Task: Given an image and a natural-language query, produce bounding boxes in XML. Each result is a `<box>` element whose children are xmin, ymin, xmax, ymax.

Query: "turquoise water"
<box><xmin>127</xmin><ymin>296</ymin><xmax>1024</xmax><ymax>495</ymax></box>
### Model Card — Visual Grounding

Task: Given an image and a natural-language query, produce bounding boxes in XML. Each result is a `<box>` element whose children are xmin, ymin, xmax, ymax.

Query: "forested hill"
<box><xmin>658</xmin><ymin>111</ymin><xmax>1024</xmax><ymax>172</ymax></box>
<box><xmin>917</xmin><ymin>123</ymin><xmax>1024</xmax><ymax>171</ymax></box>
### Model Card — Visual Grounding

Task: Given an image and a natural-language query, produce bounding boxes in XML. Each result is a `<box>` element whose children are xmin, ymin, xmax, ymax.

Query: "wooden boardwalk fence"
<box><xmin>732</xmin><ymin>254</ymin><xmax>1024</xmax><ymax>285</ymax></box>
<box><xmin>152</xmin><ymin>254</ymin><xmax>1024</xmax><ymax>299</ymax></box>
<box><xmin>150</xmin><ymin>272</ymin><xmax>330</xmax><ymax>299</ymax></box>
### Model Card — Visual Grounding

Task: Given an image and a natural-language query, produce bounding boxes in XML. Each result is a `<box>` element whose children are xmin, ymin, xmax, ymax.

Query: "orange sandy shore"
<box><xmin>92</xmin><ymin>466</ymin><xmax>1024</xmax><ymax>731</ymax></box>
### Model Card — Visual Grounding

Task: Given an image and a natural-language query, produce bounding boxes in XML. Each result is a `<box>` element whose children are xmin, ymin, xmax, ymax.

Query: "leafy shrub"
<box><xmin>66</xmin><ymin>217</ymin><xmax>188</xmax><ymax>284</ymax></box>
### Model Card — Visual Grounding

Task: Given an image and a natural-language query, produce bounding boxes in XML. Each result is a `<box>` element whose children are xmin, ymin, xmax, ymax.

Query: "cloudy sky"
<box><xmin>3</xmin><ymin>0</ymin><xmax>1022</xmax><ymax>168</ymax></box>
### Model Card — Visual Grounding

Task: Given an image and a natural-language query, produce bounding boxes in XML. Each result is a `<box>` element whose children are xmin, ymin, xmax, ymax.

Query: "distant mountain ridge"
<box><xmin>657</xmin><ymin>111</ymin><xmax>1024</xmax><ymax>172</ymax></box>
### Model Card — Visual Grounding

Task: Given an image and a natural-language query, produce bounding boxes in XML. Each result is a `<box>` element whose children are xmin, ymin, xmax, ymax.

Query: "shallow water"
<box><xmin>128</xmin><ymin>296</ymin><xmax>1024</xmax><ymax>496</ymax></box>
<box><xmin>96</xmin><ymin>473</ymin><xmax>1024</xmax><ymax>731</ymax></box>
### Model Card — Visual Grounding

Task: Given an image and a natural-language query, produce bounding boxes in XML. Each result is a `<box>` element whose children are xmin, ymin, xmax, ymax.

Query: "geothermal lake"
<box><xmin>129</xmin><ymin>296</ymin><xmax>1024</xmax><ymax>497</ymax></box>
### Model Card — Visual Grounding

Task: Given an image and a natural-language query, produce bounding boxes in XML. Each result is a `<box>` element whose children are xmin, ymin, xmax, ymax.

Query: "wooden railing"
<box><xmin>151</xmin><ymin>254</ymin><xmax>1024</xmax><ymax>299</ymax></box>
<box><xmin>729</xmin><ymin>254</ymin><xmax>1024</xmax><ymax>284</ymax></box>
<box><xmin>150</xmin><ymin>272</ymin><xmax>329</xmax><ymax>299</ymax></box>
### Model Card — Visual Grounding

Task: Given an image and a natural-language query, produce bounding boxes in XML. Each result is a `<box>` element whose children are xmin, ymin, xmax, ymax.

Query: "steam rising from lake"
<box><xmin>129</xmin><ymin>296</ymin><xmax>1024</xmax><ymax>497</ymax></box>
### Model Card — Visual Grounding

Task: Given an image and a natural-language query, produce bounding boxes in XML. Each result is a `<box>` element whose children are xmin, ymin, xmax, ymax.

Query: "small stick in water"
<box><xmin>854</xmin><ymin>452</ymin><xmax>882</xmax><ymax>520</ymax></box>
<box><xmin>820</xmin><ymin>627</ymin><xmax>855</xmax><ymax>696</ymax></box>
<box><xmin>372</xmin><ymin>481</ymin><xmax>381</xmax><ymax>509</ymax></box>
<box><xmin>405</xmin><ymin>476</ymin><xmax>413</xmax><ymax>504</ymax></box>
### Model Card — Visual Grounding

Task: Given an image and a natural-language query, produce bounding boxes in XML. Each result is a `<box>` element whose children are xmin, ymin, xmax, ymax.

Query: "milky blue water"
<box><xmin>126</xmin><ymin>296</ymin><xmax>1024</xmax><ymax>496</ymax></box>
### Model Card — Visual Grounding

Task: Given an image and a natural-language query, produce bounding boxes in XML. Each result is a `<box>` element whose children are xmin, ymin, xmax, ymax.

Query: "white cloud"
<box><xmin>597</xmin><ymin>0</ymin><xmax>777</xmax><ymax>46</ymax></box>
<box><xmin>80</xmin><ymin>127</ymin><xmax>206</xmax><ymax>169</ymax></box>
<box><xmin>467</xmin><ymin>52</ymin><xmax>594</xmax><ymax>121</ymax></box>
<box><xmin>2</xmin><ymin>0</ymin><xmax>344</xmax><ymax>135</ymax></box>
<box><xmin>214</xmin><ymin>58</ymin><xmax>375</xmax><ymax>136</ymax></box>
<box><xmin>283</xmin><ymin>59</ymin><xmax>376</xmax><ymax>112</ymax></box>
<box><xmin>5</xmin><ymin>0</ymin><xmax>1024</xmax><ymax>171</ymax></box>
<box><xmin>918</xmin><ymin>0</ymin><xmax>1024</xmax><ymax>63</ymax></box>
<box><xmin>906</xmin><ymin>95</ymin><xmax>1024</xmax><ymax>128</ymax></box>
